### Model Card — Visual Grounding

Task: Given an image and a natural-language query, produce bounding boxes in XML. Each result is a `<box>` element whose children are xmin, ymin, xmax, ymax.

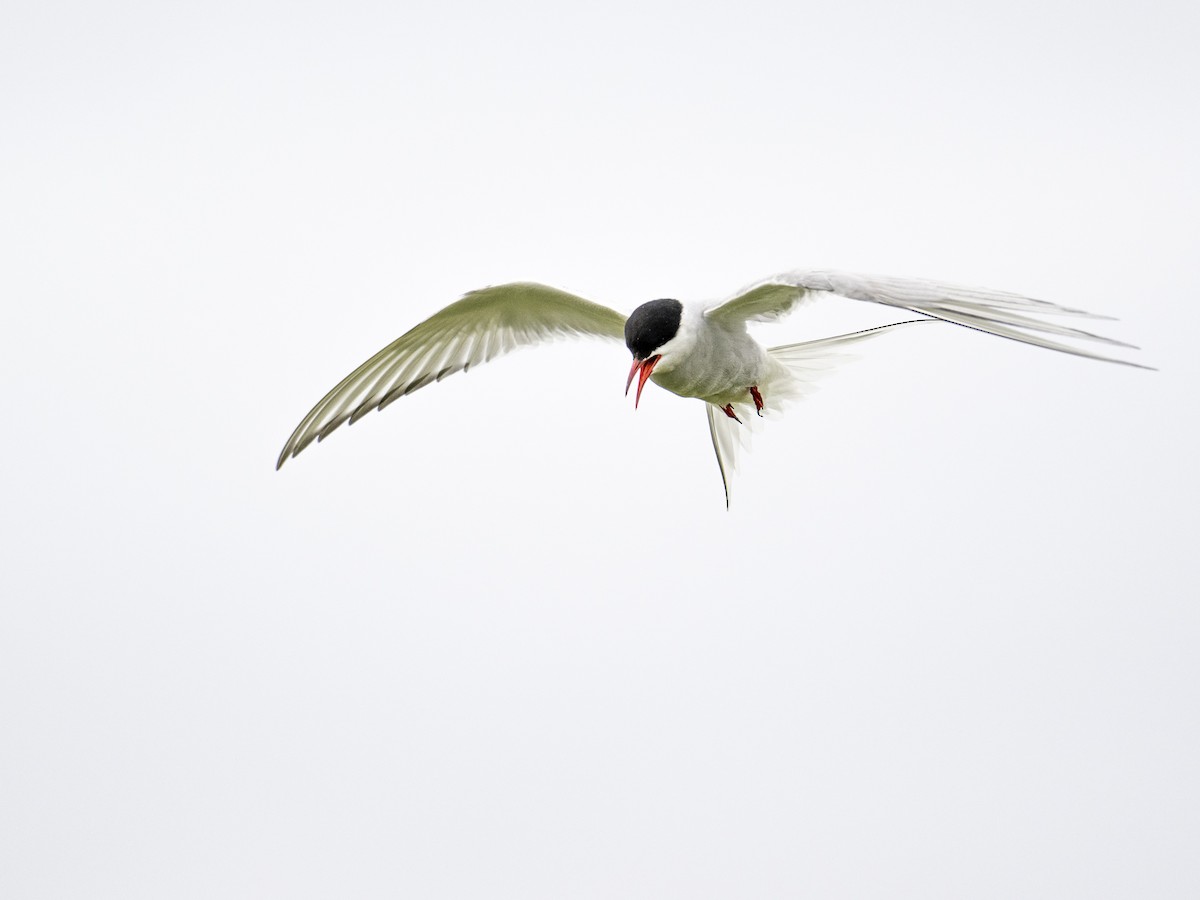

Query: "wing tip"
<box><xmin>276</xmin><ymin>441</ymin><xmax>297</xmax><ymax>470</ymax></box>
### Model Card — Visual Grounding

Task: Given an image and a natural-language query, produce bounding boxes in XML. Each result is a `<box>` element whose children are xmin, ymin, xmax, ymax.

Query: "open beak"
<box><xmin>625</xmin><ymin>355</ymin><xmax>660</xmax><ymax>409</ymax></box>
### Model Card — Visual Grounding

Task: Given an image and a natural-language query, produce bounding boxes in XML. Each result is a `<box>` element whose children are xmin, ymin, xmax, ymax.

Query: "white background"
<box><xmin>3</xmin><ymin>1</ymin><xmax>1198</xmax><ymax>897</ymax></box>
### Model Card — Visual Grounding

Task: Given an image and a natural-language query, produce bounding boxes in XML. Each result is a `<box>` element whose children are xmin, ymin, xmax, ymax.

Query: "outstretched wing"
<box><xmin>706</xmin><ymin>269</ymin><xmax>1150</xmax><ymax>368</ymax></box>
<box><xmin>277</xmin><ymin>282</ymin><xmax>627</xmax><ymax>468</ymax></box>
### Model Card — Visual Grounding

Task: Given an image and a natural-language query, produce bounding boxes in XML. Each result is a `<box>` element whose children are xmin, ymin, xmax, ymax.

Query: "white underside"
<box><xmin>700</xmin><ymin>321</ymin><xmax>929</xmax><ymax>506</ymax></box>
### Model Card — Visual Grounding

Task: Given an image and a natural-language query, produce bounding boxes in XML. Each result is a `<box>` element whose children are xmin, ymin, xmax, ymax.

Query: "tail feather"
<box><xmin>705</xmin><ymin>320</ymin><xmax>927</xmax><ymax>507</ymax></box>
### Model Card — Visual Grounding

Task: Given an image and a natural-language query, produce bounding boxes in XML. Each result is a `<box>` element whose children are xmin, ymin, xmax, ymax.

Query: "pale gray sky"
<box><xmin>3</xmin><ymin>0</ymin><xmax>1198</xmax><ymax>897</ymax></box>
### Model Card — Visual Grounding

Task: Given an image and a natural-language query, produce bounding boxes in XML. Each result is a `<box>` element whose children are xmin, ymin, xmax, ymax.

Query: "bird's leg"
<box><xmin>750</xmin><ymin>386</ymin><xmax>764</xmax><ymax>416</ymax></box>
<box><xmin>721</xmin><ymin>404</ymin><xmax>743</xmax><ymax>424</ymax></box>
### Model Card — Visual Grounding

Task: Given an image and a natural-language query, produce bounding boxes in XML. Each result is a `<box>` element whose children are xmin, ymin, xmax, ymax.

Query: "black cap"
<box><xmin>624</xmin><ymin>299</ymin><xmax>683</xmax><ymax>360</ymax></box>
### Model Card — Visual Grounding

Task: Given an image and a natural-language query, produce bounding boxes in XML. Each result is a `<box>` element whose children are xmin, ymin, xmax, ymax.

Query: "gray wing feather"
<box><xmin>277</xmin><ymin>282</ymin><xmax>627</xmax><ymax>468</ymax></box>
<box><xmin>707</xmin><ymin>269</ymin><xmax>1150</xmax><ymax>369</ymax></box>
<box><xmin>704</xmin><ymin>281</ymin><xmax>813</xmax><ymax>323</ymax></box>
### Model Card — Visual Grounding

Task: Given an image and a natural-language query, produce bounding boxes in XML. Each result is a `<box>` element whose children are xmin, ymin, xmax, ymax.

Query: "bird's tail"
<box><xmin>706</xmin><ymin>320</ymin><xmax>927</xmax><ymax>507</ymax></box>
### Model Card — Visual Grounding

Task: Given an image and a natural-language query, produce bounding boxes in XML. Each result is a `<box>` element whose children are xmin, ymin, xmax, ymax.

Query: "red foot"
<box><xmin>750</xmin><ymin>386</ymin><xmax>764</xmax><ymax>416</ymax></box>
<box><xmin>722</xmin><ymin>404</ymin><xmax>742</xmax><ymax>423</ymax></box>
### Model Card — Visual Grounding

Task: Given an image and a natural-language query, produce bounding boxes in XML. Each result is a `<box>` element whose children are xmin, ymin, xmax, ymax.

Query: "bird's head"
<box><xmin>624</xmin><ymin>298</ymin><xmax>685</xmax><ymax>407</ymax></box>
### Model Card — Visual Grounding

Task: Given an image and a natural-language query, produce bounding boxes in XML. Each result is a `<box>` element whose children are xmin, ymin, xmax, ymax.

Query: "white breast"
<box><xmin>648</xmin><ymin>307</ymin><xmax>774</xmax><ymax>406</ymax></box>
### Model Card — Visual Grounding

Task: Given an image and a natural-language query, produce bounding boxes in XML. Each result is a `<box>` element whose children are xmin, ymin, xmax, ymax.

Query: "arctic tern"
<box><xmin>276</xmin><ymin>269</ymin><xmax>1147</xmax><ymax>504</ymax></box>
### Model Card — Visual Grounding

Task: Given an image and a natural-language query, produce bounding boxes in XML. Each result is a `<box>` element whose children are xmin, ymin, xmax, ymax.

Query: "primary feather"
<box><xmin>709</xmin><ymin>269</ymin><xmax>1148</xmax><ymax>368</ymax></box>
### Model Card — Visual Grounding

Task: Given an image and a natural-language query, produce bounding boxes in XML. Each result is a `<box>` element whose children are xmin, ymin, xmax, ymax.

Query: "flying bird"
<box><xmin>276</xmin><ymin>269</ymin><xmax>1147</xmax><ymax>504</ymax></box>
